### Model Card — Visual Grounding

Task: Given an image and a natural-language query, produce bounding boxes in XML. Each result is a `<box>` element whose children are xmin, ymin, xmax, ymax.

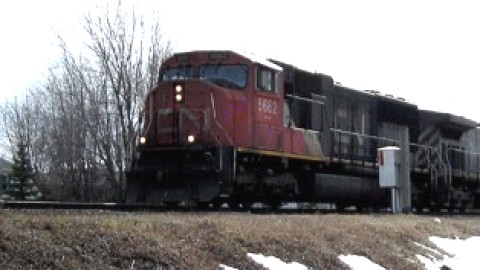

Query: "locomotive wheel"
<box><xmin>242</xmin><ymin>201</ymin><xmax>253</xmax><ymax>210</ymax></box>
<box><xmin>228</xmin><ymin>200</ymin><xmax>252</xmax><ymax>210</ymax></box>
<box><xmin>336</xmin><ymin>203</ymin><xmax>347</xmax><ymax>212</ymax></box>
<box><xmin>228</xmin><ymin>201</ymin><xmax>241</xmax><ymax>210</ymax></box>
<box><xmin>196</xmin><ymin>202</ymin><xmax>210</xmax><ymax>210</ymax></box>
<box><xmin>212</xmin><ymin>201</ymin><xmax>223</xmax><ymax>209</ymax></box>
<box><xmin>164</xmin><ymin>202</ymin><xmax>178</xmax><ymax>208</ymax></box>
<box><xmin>429</xmin><ymin>205</ymin><xmax>441</xmax><ymax>213</ymax></box>
<box><xmin>268</xmin><ymin>201</ymin><xmax>282</xmax><ymax>210</ymax></box>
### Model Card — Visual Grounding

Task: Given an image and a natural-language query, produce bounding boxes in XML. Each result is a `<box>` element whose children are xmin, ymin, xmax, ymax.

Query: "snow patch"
<box><xmin>247</xmin><ymin>253</ymin><xmax>308</xmax><ymax>270</ymax></box>
<box><xmin>220</xmin><ymin>253</ymin><xmax>308</xmax><ymax>270</ymax></box>
<box><xmin>219</xmin><ymin>264</ymin><xmax>238</xmax><ymax>270</ymax></box>
<box><xmin>417</xmin><ymin>236</ymin><xmax>480</xmax><ymax>270</ymax></box>
<box><xmin>414</xmin><ymin>242</ymin><xmax>444</xmax><ymax>257</ymax></box>
<box><xmin>416</xmin><ymin>254</ymin><xmax>440</xmax><ymax>270</ymax></box>
<box><xmin>221</xmin><ymin>237</ymin><xmax>480</xmax><ymax>270</ymax></box>
<box><xmin>338</xmin><ymin>254</ymin><xmax>386</xmax><ymax>270</ymax></box>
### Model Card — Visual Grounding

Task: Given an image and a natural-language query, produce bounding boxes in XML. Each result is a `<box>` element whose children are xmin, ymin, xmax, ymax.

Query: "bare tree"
<box><xmin>0</xmin><ymin>2</ymin><xmax>171</xmax><ymax>201</ymax></box>
<box><xmin>63</xmin><ymin>3</ymin><xmax>171</xmax><ymax>200</ymax></box>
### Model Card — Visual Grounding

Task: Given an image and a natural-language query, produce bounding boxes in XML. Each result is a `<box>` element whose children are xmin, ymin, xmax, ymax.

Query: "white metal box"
<box><xmin>378</xmin><ymin>146</ymin><xmax>400</xmax><ymax>188</ymax></box>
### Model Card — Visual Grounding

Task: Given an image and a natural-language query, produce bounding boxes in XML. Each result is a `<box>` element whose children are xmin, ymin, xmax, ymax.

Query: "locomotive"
<box><xmin>126</xmin><ymin>50</ymin><xmax>480</xmax><ymax>211</ymax></box>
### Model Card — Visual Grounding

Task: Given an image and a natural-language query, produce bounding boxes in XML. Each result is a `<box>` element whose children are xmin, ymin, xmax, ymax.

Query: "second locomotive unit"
<box><xmin>126</xmin><ymin>50</ymin><xmax>480</xmax><ymax>211</ymax></box>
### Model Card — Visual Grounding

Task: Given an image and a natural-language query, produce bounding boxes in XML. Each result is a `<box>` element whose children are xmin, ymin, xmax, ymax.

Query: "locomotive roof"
<box><xmin>170</xmin><ymin>50</ymin><xmax>282</xmax><ymax>71</ymax></box>
<box><xmin>239</xmin><ymin>51</ymin><xmax>283</xmax><ymax>71</ymax></box>
<box><xmin>269</xmin><ymin>59</ymin><xmax>414</xmax><ymax>106</ymax></box>
<box><xmin>335</xmin><ymin>84</ymin><xmax>416</xmax><ymax>107</ymax></box>
<box><xmin>420</xmin><ymin>110</ymin><xmax>477</xmax><ymax>131</ymax></box>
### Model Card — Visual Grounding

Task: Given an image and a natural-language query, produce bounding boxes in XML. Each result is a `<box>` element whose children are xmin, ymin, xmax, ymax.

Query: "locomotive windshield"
<box><xmin>200</xmin><ymin>64</ymin><xmax>248</xmax><ymax>90</ymax></box>
<box><xmin>161</xmin><ymin>66</ymin><xmax>193</xmax><ymax>81</ymax></box>
<box><xmin>160</xmin><ymin>64</ymin><xmax>248</xmax><ymax>90</ymax></box>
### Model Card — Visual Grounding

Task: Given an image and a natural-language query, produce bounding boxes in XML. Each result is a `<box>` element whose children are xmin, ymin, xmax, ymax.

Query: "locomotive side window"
<box><xmin>200</xmin><ymin>64</ymin><xmax>248</xmax><ymax>90</ymax></box>
<box><xmin>256</xmin><ymin>67</ymin><xmax>276</xmax><ymax>93</ymax></box>
<box><xmin>160</xmin><ymin>66</ymin><xmax>194</xmax><ymax>81</ymax></box>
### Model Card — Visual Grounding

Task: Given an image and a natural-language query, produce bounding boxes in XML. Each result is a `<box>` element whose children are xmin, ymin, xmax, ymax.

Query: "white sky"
<box><xmin>1</xmin><ymin>0</ymin><xmax>479</xmax><ymax>121</ymax></box>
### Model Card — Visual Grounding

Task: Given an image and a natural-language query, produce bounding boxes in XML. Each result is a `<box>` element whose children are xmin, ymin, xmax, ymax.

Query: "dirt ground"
<box><xmin>1</xmin><ymin>209</ymin><xmax>479</xmax><ymax>269</ymax></box>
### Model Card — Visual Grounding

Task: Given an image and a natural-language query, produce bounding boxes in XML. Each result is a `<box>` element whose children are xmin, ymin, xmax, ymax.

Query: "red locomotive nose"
<box><xmin>141</xmin><ymin>79</ymin><xmax>227</xmax><ymax>147</ymax></box>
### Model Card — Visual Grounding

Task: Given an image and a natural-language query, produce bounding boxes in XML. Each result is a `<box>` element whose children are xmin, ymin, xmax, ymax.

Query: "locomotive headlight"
<box><xmin>174</xmin><ymin>84</ymin><xmax>185</xmax><ymax>103</ymax></box>
<box><xmin>139</xmin><ymin>136</ymin><xmax>147</xmax><ymax>144</ymax></box>
<box><xmin>187</xmin><ymin>135</ymin><xmax>195</xmax><ymax>143</ymax></box>
<box><xmin>175</xmin><ymin>84</ymin><xmax>183</xmax><ymax>93</ymax></box>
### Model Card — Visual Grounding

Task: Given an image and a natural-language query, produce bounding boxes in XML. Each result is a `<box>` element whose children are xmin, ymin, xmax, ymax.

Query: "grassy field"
<box><xmin>1</xmin><ymin>209</ymin><xmax>479</xmax><ymax>269</ymax></box>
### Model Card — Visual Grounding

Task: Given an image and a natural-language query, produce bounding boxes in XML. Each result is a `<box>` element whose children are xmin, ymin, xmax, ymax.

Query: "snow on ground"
<box><xmin>247</xmin><ymin>253</ymin><xmax>308</xmax><ymax>270</ymax></box>
<box><xmin>417</xmin><ymin>236</ymin><xmax>480</xmax><ymax>270</ymax></box>
<box><xmin>338</xmin><ymin>255</ymin><xmax>386</xmax><ymax>270</ymax></box>
<box><xmin>220</xmin><ymin>253</ymin><xmax>308</xmax><ymax>270</ymax></box>
<box><xmin>219</xmin><ymin>264</ymin><xmax>238</xmax><ymax>270</ymax></box>
<box><xmin>221</xmin><ymin>236</ymin><xmax>480</xmax><ymax>270</ymax></box>
<box><xmin>340</xmin><ymin>236</ymin><xmax>480</xmax><ymax>270</ymax></box>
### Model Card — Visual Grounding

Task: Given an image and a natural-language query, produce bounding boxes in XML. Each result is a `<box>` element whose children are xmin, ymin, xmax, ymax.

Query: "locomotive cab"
<box><xmin>138</xmin><ymin>51</ymin><xmax>284</xmax><ymax>149</ymax></box>
<box><xmin>127</xmin><ymin>51</ymin><xmax>285</xmax><ymax>205</ymax></box>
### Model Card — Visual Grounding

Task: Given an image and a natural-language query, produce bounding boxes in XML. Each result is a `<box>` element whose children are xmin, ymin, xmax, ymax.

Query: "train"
<box><xmin>126</xmin><ymin>50</ymin><xmax>480</xmax><ymax>211</ymax></box>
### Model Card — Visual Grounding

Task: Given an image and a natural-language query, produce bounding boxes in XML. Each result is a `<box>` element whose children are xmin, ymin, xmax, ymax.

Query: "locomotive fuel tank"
<box><xmin>313</xmin><ymin>173</ymin><xmax>387</xmax><ymax>205</ymax></box>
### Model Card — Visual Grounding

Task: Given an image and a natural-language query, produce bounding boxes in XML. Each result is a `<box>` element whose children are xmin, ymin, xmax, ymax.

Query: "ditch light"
<box><xmin>174</xmin><ymin>83</ymin><xmax>185</xmax><ymax>104</ymax></box>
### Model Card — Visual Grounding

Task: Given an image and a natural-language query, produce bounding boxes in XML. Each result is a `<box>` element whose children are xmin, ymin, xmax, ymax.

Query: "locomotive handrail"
<box><xmin>210</xmin><ymin>92</ymin><xmax>234</xmax><ymax>146</ymax></box>
<box><xmin>445</xmin><ymin>147</ymin><xmax>480</xmax><ymax>181</ymax></box>
<box><xmin>286</xmin><ymin>94</ymin><xmax>325</xmax><ymax>105</ymax></box>
<box><xmin>328</xmin><ymin>128</ymin><xmax>450</xmax><ymax>192</ymax></box>
<box><xmin>410</xmin><ymin>143</ymin><xmax>451</xmax><ymax>193</ymax></box>
<box><xmin>136</xmin><ymin>93</ymin><xmax>232</xmax><ymax>151</ymax></box>
<box><xmin>145</xmin><ymin>95</ymin><xmax>154</xmax><ymax>137</ymax></box>
<box><xmin>179</xmin><ymin>107</ymin><xmax>224</xmax><ymax>171</ymax></box>
<box><xmin>174</xmin><ymin>107</ymin><xmax>223</xmax><ymax>148</ymax></box>
<box><xmin>329</xmin><ymin>128</ymin><xmax>398</xmax><ymax>144</ymax></box>
<box><xmin>156</xmin><ymin>109</ymin><xmax>173</xmax><ymax>134</ymax></box>
<box><xmin>139</xmin><ymin>107</ymin><xmax>220</xmax><ymax>146</ymax></box>
<box><xmin>329</xmin><ymin>128</ymin><xmax>398</xmax><ymax>167</ymax></box>
<box><xmin>444</xmin><ymin>149</ymin><xmax>453</xmax><ymax>189</ymax></box>
<box><xmin>330</xmin><ymin>129</ymin><xmax>446</xmax><ymax>160</ymax></box>
<box><xmin>446</xmin><ymin>147</ymin><xmax>480</xmax><ymax>155</ymax></box>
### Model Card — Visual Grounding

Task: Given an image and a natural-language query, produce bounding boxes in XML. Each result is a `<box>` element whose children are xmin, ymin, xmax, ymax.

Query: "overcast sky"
<box><xmin>1</xmin><ymin>0</ymin><xmax>479</xmax><ymax>122</ymax></box>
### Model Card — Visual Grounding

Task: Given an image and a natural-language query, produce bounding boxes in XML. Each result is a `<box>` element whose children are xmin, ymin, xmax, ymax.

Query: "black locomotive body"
<box><xmin>127</xmin><ymin>51</ymin><xmax>480</xmax><ymax>211</ymax></box>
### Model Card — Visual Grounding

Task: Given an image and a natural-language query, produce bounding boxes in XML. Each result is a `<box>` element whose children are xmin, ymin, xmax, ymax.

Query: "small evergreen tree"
<box><xmin>5</xmin><ymin>142</ymin><xmax>41</xmax><ymax>200</ymax></box>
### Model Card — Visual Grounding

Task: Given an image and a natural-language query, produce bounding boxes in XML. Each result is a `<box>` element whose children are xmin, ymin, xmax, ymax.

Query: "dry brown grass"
<box><xmin>1</xmin><ymin>210</ymin><xmax>479</xmax><ymax>269</ymax></box>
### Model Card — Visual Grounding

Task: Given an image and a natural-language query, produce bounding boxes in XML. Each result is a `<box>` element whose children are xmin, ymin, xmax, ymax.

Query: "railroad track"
<box><xmin>0</xmin><ymin>200</ymin><xmax>327</xmax><ymax>214</ymax></box>
<box><xmin>2</xmin><ymin>200</ymin><xmax>480</xmax><ymax>216</ymax></box>
<box><xmin>0</xmin><ymin>200</ymin><xmax>166</xmax><ymax>211</ymax></box>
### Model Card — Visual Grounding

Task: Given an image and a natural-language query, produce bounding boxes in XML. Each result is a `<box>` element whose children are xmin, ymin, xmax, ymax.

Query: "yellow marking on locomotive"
<box><xmin>237</xmin><ymin>147</ymin><xmax>325</xmax><ymax>162</ymax></box>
